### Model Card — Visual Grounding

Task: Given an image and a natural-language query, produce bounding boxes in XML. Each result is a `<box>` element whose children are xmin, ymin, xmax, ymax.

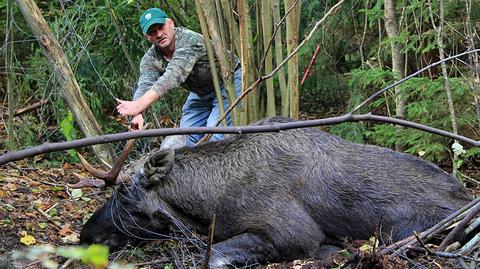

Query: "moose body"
<box><xmin>81</xmin><ymin>116</ymin><xmax>472</xmax><ymax>268</ymax></box>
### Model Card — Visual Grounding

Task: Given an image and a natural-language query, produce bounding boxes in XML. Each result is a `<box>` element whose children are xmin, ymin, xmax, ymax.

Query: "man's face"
<box><xmin>145</xmin><ymin>19</ymin><xmax>175</xmax><ymax>50</ymax></box>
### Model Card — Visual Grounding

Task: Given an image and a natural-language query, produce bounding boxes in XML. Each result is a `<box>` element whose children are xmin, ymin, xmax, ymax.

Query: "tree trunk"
<box><xmin>384</xmin><ymin>0</ymin><xmax>406</xmax><ymax>151</ymax></box>
<box><xmin>261</xmin><ymin>0</ymin><xmax>275</xmax><ymax>117</ymax></box>
<box><xmin>15</xmin><ymin>0</ymin><xmax>115</xmax><ymax>165</ymax></box>
<box><xmin>199</xmin><ymin>0</ymin><xmax>241</xmax><ymax>125</ymax></box>
<box><xmin>285</xmin><ymin>0</ymin><xmax>301</xmax><ymax>119</ymax></box>
<box><xmin>272</xmin><ymin>0</ymin><xmax>288</xmax><ymax>116</ymax></box>
<box><xmin>194</xmin><ymin>0</ymin><xmax>226</xmax><ymax>127</ymax></box>
<box><xmin>429</xmin><ymin>0</ymin><xmax>459</xmax><ymax>176</ymax></box>
<box><xmin>6</xmin><ymin>0</ymin><xmax>15</xmax><ymax>150</ymax></box>
<box><xmin>465</xmin><ymin>0</ymin><xmax>480</xmax><ymax>130</ymax></box>
<box><xmin>238</xmin><ymin>0</ymin><xmax>259</xmax><ymax>123</ymax></box>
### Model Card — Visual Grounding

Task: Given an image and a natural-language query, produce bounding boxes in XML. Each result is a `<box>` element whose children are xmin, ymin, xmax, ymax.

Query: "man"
<box><xmin>116</xmin><ymin>7</ymin><xmax>242</xmax><ymax>147</ymax></box>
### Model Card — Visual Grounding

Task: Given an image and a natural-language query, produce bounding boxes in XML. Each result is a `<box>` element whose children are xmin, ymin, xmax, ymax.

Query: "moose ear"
<box><xmin>143</xmin><ymin>149</ymin><xmax>175</xmax><ymax>188</ymax></box>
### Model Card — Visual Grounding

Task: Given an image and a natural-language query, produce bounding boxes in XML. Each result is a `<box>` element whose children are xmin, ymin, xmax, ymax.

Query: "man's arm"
<box><xmin>148</xmin><ymin>44</ymin><xmax>202</xmax><ymax>97</ymax></box>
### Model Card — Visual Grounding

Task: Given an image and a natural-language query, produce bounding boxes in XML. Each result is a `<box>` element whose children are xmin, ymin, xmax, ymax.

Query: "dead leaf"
<box><xmin>59</xmin><ymin>223</ymin><xmax>72</xmax><ymax>236</ymax></box>
<box><xmin>2</xmin><ymin>183</ymin><xmax>17</xmax><ymax>191</ymax></box>
<box><xmin>20</xmin><ymin>231</ymin><xmax>36</xmax><ymax>246</ymax></box>
<box><xmin>61</xmin><ymin>233</ymin><xmax>80</xmax><ymax>244</ymax></box>
<box><xmin>63</xmin><ymin>162</ymin><xmax>73</xmax><ymax>170</ymax></box>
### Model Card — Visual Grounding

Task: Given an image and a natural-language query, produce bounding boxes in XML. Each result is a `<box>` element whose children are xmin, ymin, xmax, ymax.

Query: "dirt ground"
<box><xmin>0</xmin><ymin>155</ymin><xmax>479</xmax><ymax>268</ymax></box>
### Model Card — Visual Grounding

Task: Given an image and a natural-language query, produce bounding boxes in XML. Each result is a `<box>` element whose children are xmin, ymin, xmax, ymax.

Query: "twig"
<box><xmin>414</xmin><ymin>232</ymin><xmax>432</xmax><ymax>255</ymax></box>
<box><xmin>202</xmin><ymin>213</ymin><xmax>216</xmax><ymax>269</ymax></box>
<box><xmin>24</xmin><ymin>260</ymin><xmax>42</xmax><ymax>268</ymax></box>
<box><xmin>14</xmin><ymin>99</ymin><xmax>48</xmax><ymax>117</ymax></box>
<box><xmin>300</xmin><ymin>44</ymin><xmax>321</xmax><ymax>86</ymax></box>
<box><xmin>407</xmin><ymin>247</ymin><xmax>480</xmax><ymax>262</ymax></box>
<box><xmin>34</xmin><ymin>206</ymin><xmax>62</xmax><ymax>229</ymax></box>
<box><xmin>458</xmin><ymin>257</ymin><xmax>470</xmax><ymax>269</ymax></box>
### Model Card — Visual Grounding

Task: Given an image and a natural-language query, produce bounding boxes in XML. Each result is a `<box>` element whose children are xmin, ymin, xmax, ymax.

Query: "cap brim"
<box><xmin>142</xmin><ymin>18</ymin><xmax>166</xmax><ymax>34</ymax></box>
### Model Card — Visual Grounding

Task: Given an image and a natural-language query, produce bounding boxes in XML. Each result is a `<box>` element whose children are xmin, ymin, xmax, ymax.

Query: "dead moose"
<box><xmin>80</xmin><ymin>116</ymin><xmax>472</xmax><ymax>268</ymax></box>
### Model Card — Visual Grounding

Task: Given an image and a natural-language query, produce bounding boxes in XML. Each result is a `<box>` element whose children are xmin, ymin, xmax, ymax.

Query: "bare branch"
<box><xmin>1</xmin><ymin>113</ymin><xmax>479</xmax><ymax>165</ymax></box>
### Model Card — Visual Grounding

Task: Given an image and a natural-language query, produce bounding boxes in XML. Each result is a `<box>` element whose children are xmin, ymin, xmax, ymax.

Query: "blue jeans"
<box><xmin>180</xmin><ymin>67</ymin><xmax>242</xmax><ymax>147</ymax></box>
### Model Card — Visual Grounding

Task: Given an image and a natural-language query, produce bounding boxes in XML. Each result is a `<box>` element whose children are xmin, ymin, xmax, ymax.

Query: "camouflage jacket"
<box><xmin>133</xmin><ymin>27</ymin><xmax>237</xmax><ymax>100</ymax></box>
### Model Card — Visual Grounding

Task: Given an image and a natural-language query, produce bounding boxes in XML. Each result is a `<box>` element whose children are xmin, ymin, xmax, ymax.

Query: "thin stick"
<box><xmin>201</xmin><ymin>213</ymin><xmax>216</xmax><ymax>269</ymax></box>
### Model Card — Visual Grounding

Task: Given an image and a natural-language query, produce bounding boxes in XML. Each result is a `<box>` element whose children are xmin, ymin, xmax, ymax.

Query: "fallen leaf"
<box><xmin>71</xmin><ymin>189</ymin><xmax>83</xmax><ymax>200</ymax></box>
<box><xmin>2</xmin><ymin>183</ymin><xmax>17</xmax><ymax>191</ymax></box>
<box><xmin>63</xmin><ymin>162</ymin><xmax>73</xmax><ymax>170</ymax></box>
<box><xmin>61</xmin><ymin>233</ymin><xmax>80</xmax><ymax>244</ymax></box>
<box><xmin>59</xmin><ymin>223</ymin><xmax>72</xmax><ymax>236</ymax></box>
<box><xmin>20</xmin><ymin>231</ymin><xmax>36</xmax><ymax>246</ymax></box>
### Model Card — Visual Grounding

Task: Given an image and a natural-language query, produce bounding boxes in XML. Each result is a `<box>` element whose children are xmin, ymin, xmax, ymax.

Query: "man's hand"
<box><xmin>116</xmin><ymin>99</ymin><xmax>147</xmax><ymax>116</ymax></box>
<box><xmin>130</xmin><ymin>114</ymin><xmax>144</xmax><ymax>131</ymax></box>
<box><xmin>116</xmin><ymin>90</ymin><xmax>160</xmax><ymax>116</ymax></box>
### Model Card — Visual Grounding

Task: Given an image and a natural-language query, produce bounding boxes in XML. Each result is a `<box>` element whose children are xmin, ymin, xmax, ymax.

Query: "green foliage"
<box><xmin>12</xmin><ymin>244</ymin><xmax>131</xmax><ymax>269</ymax></box>
<box><xmin>58</xmin><ymin>245</ymin><xmax>109</xmax><ymax>268</ymax></box>
<box><xmin>60</xmin><ymin>111</ymin><xmax>79</xmax><ymax>162</ymax></box>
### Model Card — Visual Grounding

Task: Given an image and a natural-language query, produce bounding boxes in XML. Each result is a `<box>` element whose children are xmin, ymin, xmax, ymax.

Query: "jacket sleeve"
<box><xmin>133</xmin><ymin>48</ymin><xmax>162</xmax><ymax>100</ymax></box>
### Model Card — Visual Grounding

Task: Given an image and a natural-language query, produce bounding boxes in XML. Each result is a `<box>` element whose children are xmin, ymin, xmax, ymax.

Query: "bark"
<box><xmin>384</xmin><ymin>0</ymin><xmax>406</xmax><ymax>152</ymax></box>
<box><xmin>261</xmin><ymin>0</ymin><xmax>275</xmax><ymax>117</ymax></box>
<box><xmin>272</xmin><ymin>0</ymin><xmax>288</xmax><ymax>116</ymax></box>
<box><xmin>6</xmin><ymin>0</ymin><xmax>15</xmax><ymax>150</ymax></box>
<box><xmin>15</xmin><ymin>0</ymin><xmax>115</xmax><ymax>165</ymax></box>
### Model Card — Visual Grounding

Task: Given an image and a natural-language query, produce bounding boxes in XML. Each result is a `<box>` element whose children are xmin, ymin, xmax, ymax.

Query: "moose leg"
<box><xmin>209</xmin><ymin>233</ymin><xmax>280</xmax><ymax>269</ymax></box>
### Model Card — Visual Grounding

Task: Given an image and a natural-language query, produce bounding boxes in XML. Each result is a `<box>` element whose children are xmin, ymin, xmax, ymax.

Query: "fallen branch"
<box><xmin>407</xmin><ymin>247</ymin><xmax>480</xmax><ymax>262</ymax></box>
<box><xmin>14</xmin><ymin>99</ymin><xmax>48</xmax><ymax>117</ymax></box>
<box><xmin>1</xmin><ymin>113</ymin><xmax>479</xmax><ymax>165</ymax></box>
<box><xmin>34</xmin><ymin>206</ymin><xmax>61</xmax><ymax>229</ymax></box>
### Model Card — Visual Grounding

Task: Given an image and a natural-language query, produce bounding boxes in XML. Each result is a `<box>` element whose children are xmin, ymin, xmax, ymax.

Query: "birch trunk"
<box><xmin>199</xmin><ymin>0</ymin><xmax>241</xmax><ymax>125</ymax></box>
<box><xmin>284</xmin><ymin>0</ymin><xmax>301</xmax><ymax>118</ymax></box>
<box><xmin>272</xmin><ymin>0</ymin><xmax>288</xmax><ymax>116</ymax></box>
<box><xmin>384</xmin><ymin>0</ymin><xmax>406</xmax><ymax>152</ymax></box>
<box><xmin>15</xmin><ymin>0</ymin><xmax>115</xmax><ymax>165</ymax></box>
<box><xmin>6</xmin><ymin>0</ymin><xmax>15</xmax><ymax>150</ymax></box>
<box><xmin>261</xmin><ymin>0</ymin><xmax>276</xmax><ymax>117</ymax></box>
<box><xmin>238</xmin><ymin>0</ymin><xmax>259</xmax><ymax>123</ymax></box>
<box><xmin>465</xmin><ymin>0</ymin><xmax>480</xmax><ymax>130</ymax></box>
<box><xmin>194</xmin><ymin>0</ymin><xmax>226</xmax><ymax>127</ymax></box>
<box><xmin>429</xmin><ymin>0</ymin><xmax>459</xmax><ymax>176</ymax></box>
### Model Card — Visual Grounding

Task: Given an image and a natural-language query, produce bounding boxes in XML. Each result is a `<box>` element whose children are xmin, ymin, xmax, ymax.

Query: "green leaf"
<box><xmin>71</xmin><ymin>189</ymin><xmax>83</xmax><ymax>200</ymax></box>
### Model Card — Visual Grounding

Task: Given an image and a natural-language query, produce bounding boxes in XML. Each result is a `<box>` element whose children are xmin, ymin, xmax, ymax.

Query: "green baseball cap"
<box><xmin>140</xmin><ymin>8</ymin><xmax>168</xmax><ymax>34</ymax></box>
